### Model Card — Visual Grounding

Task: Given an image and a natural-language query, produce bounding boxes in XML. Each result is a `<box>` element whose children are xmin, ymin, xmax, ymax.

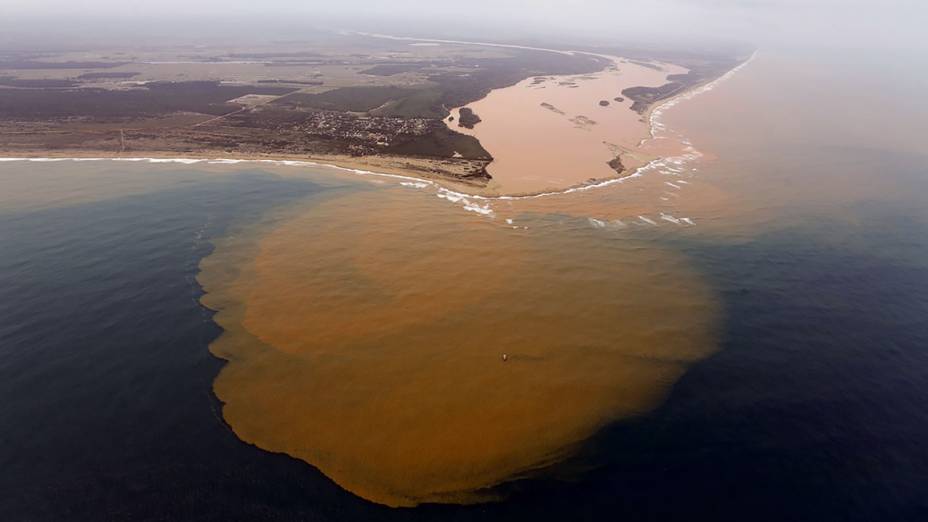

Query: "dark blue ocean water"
<box><xmin>1</xmin><ymin>160</ymin><xmax>928</xmax><ymax>521</ymax></box>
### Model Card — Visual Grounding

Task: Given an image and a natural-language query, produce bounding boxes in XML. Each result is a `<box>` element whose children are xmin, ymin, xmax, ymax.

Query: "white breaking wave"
<box><xmin>147</xmin><ymin>158</ymin><xmax>204</xmax><ymax>164</ymax></box>
<box><xmin>431</xmin><ymin>163</ymin><xmax>653</xmax><ymax>204</ymax></box>
<box><xmin>659</xmin><ymin>213</ymin><xmax>696</xmax><ymax>226</ymax></box>
<box><xmin>0</xmin><ymin>155</ymin><xmax>669</xmax><ymax>215</ymax></box>
<box><xmin>204</xmin><ymin>158</ymin><xmax>246</xmax><ymax>165</ymax></box>
<box><xmin>0</xmin><ymin>155</ymin><xmax>440</xmax><ymax>187</ymax></box>
<box><xmin>0</xmin><ymin>155</ymin><xmax>506</xmax><ymax>217</ymax></box>
<box><xmin>462</xmin><ymin>201</ymin><xmax>494</xmax><ymax>216</ymax></box>
<box><xmin>436</xmin><ymin>189</ymin><xmax>494</xmax><ymax>216</ymax></box>
<box><xmin>587</xmin><ymin>218</ymin><xmax>631</xmax><ymax>230</ymax></box>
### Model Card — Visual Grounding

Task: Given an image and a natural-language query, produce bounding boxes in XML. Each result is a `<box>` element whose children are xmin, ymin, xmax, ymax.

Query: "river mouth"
<box><xmin>446</xmin><ymin>56</ymin><xmax>689</xmax><ymax>196</ymax></box>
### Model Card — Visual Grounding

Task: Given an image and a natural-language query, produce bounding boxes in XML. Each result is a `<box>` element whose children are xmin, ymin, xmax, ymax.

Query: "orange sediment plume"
<box><xmin>199</xmin><ymin>187</ymin><xmax>720</xmax><ymax>506</ymax></box>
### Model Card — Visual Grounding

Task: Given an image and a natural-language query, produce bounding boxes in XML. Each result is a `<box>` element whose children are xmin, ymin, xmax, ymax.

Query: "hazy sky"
<box><xmin>2</xmin><ymin>0</ymin><xmax>924</xmax><ymax>52</ymax></box>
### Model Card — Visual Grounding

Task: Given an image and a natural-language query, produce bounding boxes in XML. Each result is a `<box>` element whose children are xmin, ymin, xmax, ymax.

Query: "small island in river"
<box><xmin>457</xmin><ymin>107</ymin><xmax>482</xmax><ymax>129</ymax></box>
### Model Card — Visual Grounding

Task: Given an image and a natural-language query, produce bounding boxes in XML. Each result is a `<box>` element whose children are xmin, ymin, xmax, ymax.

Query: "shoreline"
<box><xmin>0</xmin><ymin>151</ymin><xmax>665</xmax><ymax>201</ymax></box>
<box><xmin>0</xmin><ymin>54</ymin><xmax>754</xmax><ymax>202</ymax></box>
<box><xmin>0</xmin><ymin>149</ymin><xmax>487</xmax><ymax>187</ymax></box>
<box><xmin>643</xmin><ymin>50</ymin><xmax>759</xmax><ymax>143</ymax></box>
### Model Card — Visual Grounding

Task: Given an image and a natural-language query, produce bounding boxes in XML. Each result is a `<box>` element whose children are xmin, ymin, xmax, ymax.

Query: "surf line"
<box><xmin>0</xmin><ymin>155</ymin><xmax>658</xmax><ymax>201</ymax></box>
<box><xmin>645</xmin><ymin>50</ymin><xmax>759</xmax><ymax>142</ymax></box>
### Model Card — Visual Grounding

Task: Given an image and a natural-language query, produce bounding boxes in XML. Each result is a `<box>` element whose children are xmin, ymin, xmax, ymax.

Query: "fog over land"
<box><xmin>2</xmin><ymin>0</ymin><xmax>925</xmax><ymax>52</ymax></box>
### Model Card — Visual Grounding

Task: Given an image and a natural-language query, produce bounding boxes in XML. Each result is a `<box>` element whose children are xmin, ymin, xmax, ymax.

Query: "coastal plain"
<box><xmin>0</xmin><ymin>32</ymin><xmax>746</xmax><ymax>194</ymax></box>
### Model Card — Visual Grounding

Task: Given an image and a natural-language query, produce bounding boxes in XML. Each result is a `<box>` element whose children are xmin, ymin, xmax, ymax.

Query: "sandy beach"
<box><xmin>0</xmin><ymin>148</ymin><xmax>497</xmax><ymax>189</ymax></box>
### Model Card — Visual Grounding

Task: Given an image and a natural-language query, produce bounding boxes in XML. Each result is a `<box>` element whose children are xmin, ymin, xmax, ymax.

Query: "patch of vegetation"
<box><xmin>628</xmin><ymin>60</ymin><xmax>663</xmax><ymax>71</ymax></box>
<box><xmin>0</xmin><ymin>81</ymin><xmax>296</xmax><ymax>119</ymax></box>
<box><xmin>77</xmin><ymin>72</ymin><xmax>140</xmax><ymax>80</ymax></box>
<box><xmin>386</xmin><ymin>127</ymin><xmax>490</xmax><ymax>160</ymax></box>
<box><xmin>0</xmin><ymin>60</ymin><xmax>128</xmax><ymax>69</ymax></box>
<box><xmin>360</xmin><ymin>63</ymin><xmax>430</xmax><ymax>76</ymax></box>
<box><xmin>274</xmin><ymin>86</ymin><xmax>417</xmax><ymax>113</ymax></box>
<box><xmin>457</xmin><ymin>107</ymin><xmax>481</xmax><ymax>129</ymax></box>
<box><xmin>0</xmin><ymin>78</ymin><xmax>79</xmax><ymax>88</ymax></box>
<box><xmin>225</xmin><ymin>52</ymin><xmax>324</xmax><ymax>59</ymax></box>
<box><xmin>622</xmin><ymin>83</ymin><xmax>684</xmax><ymax>114</ymax></box>
<box><xmin>607</xmin><ymin>155</ymin><xmax>624</xmax><ymax>174</ymax></box>
<box><xmin>257</xmin><ymin>79</ymin><xmax>324</xmax><ymax>86</ymax></box>
<box><xmin>371</xmin><ymin>89</ymin><xmax>445</xmax><ymax>119</ymax></box>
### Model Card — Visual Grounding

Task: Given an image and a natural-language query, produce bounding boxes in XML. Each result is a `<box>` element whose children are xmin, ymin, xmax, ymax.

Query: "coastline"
<box><xmin>0</xmin><ymin>149</ymin><xmax>488</xmax><ymax>188</ymax></box>
<box><xmin>0</xmin><ymin>151</ymin><xmax>669</xmax><ymax>201</ymax></box>
<box><xmin>643</xmin><ymin>50</ymin><xmax>759</xmax><ymax>142</ymax></box>
<box><xmin>0</xmin><ymin>54</ymin><xmax>754</xmax><ymax>202</ymax></box>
